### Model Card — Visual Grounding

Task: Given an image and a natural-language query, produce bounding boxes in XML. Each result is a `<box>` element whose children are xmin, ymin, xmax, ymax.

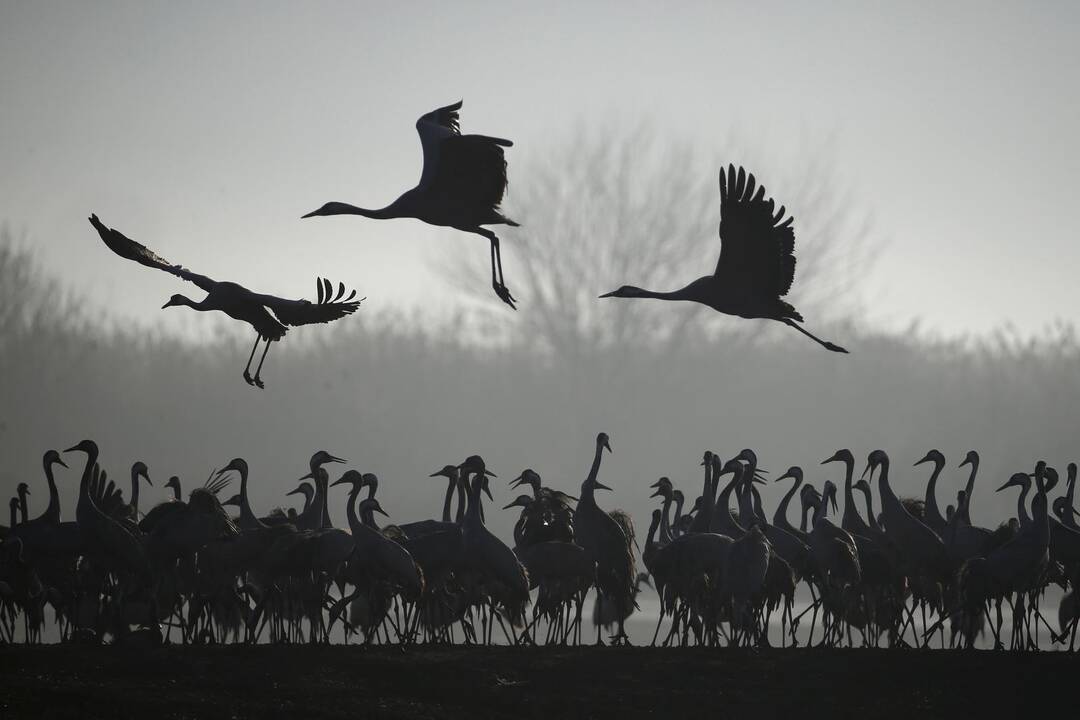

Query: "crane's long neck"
<box><xmin>660</xmin><ymin>495</ymin><xmax>673</xmax><ymax>542</ymax></box>
<box><xmin>17</xmin><ymin>492</ymin><xmax>28</xmax><ymax>524</ymax></box>
<box><xmin>345</xmin><ymin>487</ymin><xmax>363</xmax><ymax>536</ymax></box>
<box><xmin>130</xmin><ymin>467</ymin><xmax>141</xmax><ymax>514</ymax></box>
<box><xmin>774</xmin><ymin>474</ymin><xmax>802</xmax><ymax>532</ymax></box>
<box><xmin>840</xmin><ymin>459</ymin><xmax>859</xmax><ymax>530</ymax></box>
<box><xmin>75</xmin><ymin>447</ymin><xmax>100</xmax><ymax>526</ymax></box>
<box><xmin>644</xmin><ymin>513</ymin><xmax>661</xmax><ymax>562</ymax></box>
<box><xmin>238</xmin><ymin>468</ymin><xmax>265</xmax><ymax>530</ymax></box>
<box><xmin>858</xmin><ymin>487</ymin><xmax>881</xmax><ymax>533</ymax></box>
<box><xmin>455</xmin><ymin>478</ymin><xmax>467</xmax><ymax>524</ymax></box>
<box><xmin>465</xmin><ymin>472</ymin><xmax>484</xmax><ymax>527</ymax></box>
<box><xmin>318</xmin><ymin>471</ymin><xmax>331</xmax><ymax>529</ymax></box>
<box><xmin>713</xmin><ymin>471</ymin><xmax>744</xmax><ymax>536</ymax></box>
<box><xmin>1017</xmin><ymin>478</ymin><xmax>1031</xmax><ymax>527</ymax></box>
<box><xmin>580</xmin><ymin>441</ymin><xmax>605</xmax><ymax>506</ymax></box>
<box><xmin>924</xmin><ymin>461</ymin><xmax>946</xmax><ymax>530</ymax></box>
<box><xmin>9</xmin><ymin>501</ymin><xmax>15</xmax><ymax>528</ymax></box>
<box><xmin>40</xmin><ymin>460</ymin><xmax>61</xmax><ymax>525</ymax></box>
<box><xmin>307</xmin><ymin>201</ymin><xmax>406</xmax><ymax>220</ymax></box>
<box><xmin>441</xmin><ymin>475</ymin><xmax>455</xmax><ymax>523</ymax></box>
<box><xmin>959</xmin><ymin>459</ymin><xmax>979</xmax><ymax>525</ymax></box>
<box><xmin>736</xmin><ymin>481</ymin><xmax>756</xmax><ymax>529</ymax></box>
<box><xmin>171</xmin><ymin>480</ymin><xmax>181</xmax><ymax>502</ymax></box>
<box><xmin>673</xmin><ymin>493</ymin><xmax>685</xmax><ymax>528</ymax></box>
<box><xmin>751</xmin><ymin>486</ymin><xmax>769</xmax><ymax>526</ymax></box>
<box><xmin>875</xmin><ymin>458</ymin><xmax>899</xmax><ymax>512</ymax></box>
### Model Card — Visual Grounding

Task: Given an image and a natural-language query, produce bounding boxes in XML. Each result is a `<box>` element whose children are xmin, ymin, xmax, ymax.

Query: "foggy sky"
<box><xmin>2</xmin><ymin>1</ymin><xmax>1079</xmax><ymax>339</ymax></box>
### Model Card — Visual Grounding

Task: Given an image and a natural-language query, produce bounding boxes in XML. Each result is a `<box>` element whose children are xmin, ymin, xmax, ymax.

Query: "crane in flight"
<box><xmin>89</xmin><ymin>215</ymin><xmax>363</xmax><ymax>388</ymax></box>
<box><xmin>302</xmin><ymin>100</ymin><xmax>520</xmax><ymax>309</ymax></box>
<box><xmin>600</xmin><ymin>165</ymin><xmax>847</xmax><ymax>353</ymax></box>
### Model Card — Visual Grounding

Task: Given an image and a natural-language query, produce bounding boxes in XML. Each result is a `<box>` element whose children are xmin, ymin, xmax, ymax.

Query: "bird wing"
<box><xmin>89</xmin><ymin>215</ymin><xmax>217</xmax><ymax>293</ymax></box>
<box><xmin>417</xmin><ymin>100</ymin><xmax>463</xmax><ymax>137</ymax></box>
<box><xmin>254</xmin><ymin>277</ymin><xmax>364</xmax><ymax>327</ymax></box>
<box><xmin>714</xmin><ymin>165</ymin><xmax>796</xmax><ymax>298</ymax></box>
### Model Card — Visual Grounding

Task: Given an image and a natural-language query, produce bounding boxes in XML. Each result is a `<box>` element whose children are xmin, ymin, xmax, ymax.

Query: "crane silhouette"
<box><xmin>599</xmin><ymin>165</ymin><xmax>847</xmax><ymax>353</ymax></box>
<box><xmin>302</xmin><ymin>100</ymin><xmax>520</xmax><ymax>309</ymax></box>
<box><xmin>88</xmin><ymin>215</ymin><xmax>363</xmax><ymax>388</ymax></box>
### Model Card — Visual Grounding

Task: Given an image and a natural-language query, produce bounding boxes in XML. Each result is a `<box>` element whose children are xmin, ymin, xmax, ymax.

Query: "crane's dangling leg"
<box><xmin>242</xmin><ymin>334</ymin><xmax>261</xmax><ymax>385</ymax></box>
<box><xmin>782</xmin><ymin>319</ymin><xmax>848</xmax><ymax>353</ymax></box>
<box><xmin>251</xmin><ymin>339</ymin><xmax>273</xmax><ymax>389</ymax></box>
<box><xmin>478</xmin><ymin>228</ymin><xmax>516</xmax><ymax>309</ymax></box>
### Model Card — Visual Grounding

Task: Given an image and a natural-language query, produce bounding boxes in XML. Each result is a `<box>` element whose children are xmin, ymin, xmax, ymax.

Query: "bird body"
<box><xmin>600</xmin><ymin>165</ymin><xmax>847</xmax><ymax>353</ymax></box>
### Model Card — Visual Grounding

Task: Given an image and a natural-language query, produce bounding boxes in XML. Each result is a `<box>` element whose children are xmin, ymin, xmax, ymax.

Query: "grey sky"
<box><xmin>2</xmin><ymin>1</ymin><xmax>1077</xmax><ymax>338</ymax></box>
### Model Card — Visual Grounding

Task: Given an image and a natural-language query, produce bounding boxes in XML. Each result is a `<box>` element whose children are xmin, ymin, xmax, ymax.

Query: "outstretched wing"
<box><xmin>256</xmin><ymin>277</ymin><xmax>364</xmax><ymax>327</ymax></box>
<box><xmin>417</xmin><ymin>100</ymin><xmax>463</xmax><ymax>136</ymax></box>
<box><xmin>715</xmin><ymin>166</ymin><xmax>796</xmax><ymax>298</ymax></box>
<box><xmin>89</xmin><ymin>214</ymin><xmax>216</xmax><ymax>292</ymax></box>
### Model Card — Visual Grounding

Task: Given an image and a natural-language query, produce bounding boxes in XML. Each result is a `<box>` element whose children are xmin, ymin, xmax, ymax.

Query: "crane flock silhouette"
<box><xmin>2</xmin><ymin>436</ymin><xmax>1077</xmax><ymax>652</ymax></box>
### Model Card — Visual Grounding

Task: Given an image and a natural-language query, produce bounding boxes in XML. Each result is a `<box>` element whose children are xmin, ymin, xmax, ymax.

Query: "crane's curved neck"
<box><xmin>345</xmin><ymin>486</ymin><xmax>363</xmax><ymax>536</ymax></box>
<box><xmin>171</xmin><ymin>481</ymin><xmax>181</xmax><ymax>502</ymax></box>
<box><xmin>440</xmin><ymin>475</ymin><xmax>456</xmax><ymax>523</ymax></box>
<box><xmin>580</xmin><ymin>441</ymin><xmax>606</xmax><ymax>505</ymax></box>
<box><xmin>736</xmin><ymin>481</ymin><xmax>756</xmax><ymax>529</ymax></box>
<box><xmin>455</xmin><ymin>478</ymin><xmax>467</xmax><ymax>524</ymax></box>
<box><xmin>751</xmin><ymin>486</ymin><xmax>769</xmax><ymax>526</ymax></box>
<box><xmin>672</xmin><ymin>493</ymin><xmax>685</xmax><ymax>528</ymax></box>
<box><xmin>9</xmin><ymin>502</ymin><xmax>16</xmax><ymax>528</ymax></box>
<box><xmin>17</xmin><ymin>491</ymin><xmax>28</xmax><ymax>524</ymax></box>
<box><xmin>130</xmin><ymin>466</ymin><xmax>141</xmax><ymax>514</ymax></box>
<box><xmin>875</xmin><ymin>458</ymin><xmax>898</xmax><ymax>510</ymax></box>
<box><xmin>924</xmin><ymin>461</ymin><xmax>946</xmax><ymax>530</ymax></box>
<box><xmin>1017</xmin><ymin>478</ymin><xmax>1032</xmax><ymax>527</ymax></box>
<box><xmin>40</xmin><ymin>460</ymin><xmax>61</xmax><ymax>525</ymax></box>
<box><xmin>310</xmin><ymin>198</ymin><xmax>411</xmax><ymax>220</ymax></box>
<box><xmin>811</xmin><ymin>489</ymin><xmax>828</xmax><ymax>527</ymax></box>
<box><xmin>465</xmin><ymin>472</ymin><xmax>484</xmax><ymax>526</ymax></box>
<box><xmin>774</xmin><ymin>473</ymin><xmax>802</xmax><ymax>532</ymax></box>
<box><xmin>659</xmin><ymin>494</ymin><xmax>673</xmax><ymax>543</ymax></box>
<box><xmin>839</xmin><ymin>458</ymin><xmax>860</xmax><ymax>530</ymax></box>
<box><xmin>712</xmin><ymin>471</ymin><xmax>744</xmax><ymax>536</ymax></box>
<box><xmin>645</xmin><ymin>514</ymin><xmax>661</xmax><ymax>558</ymax></box>
<box><xmin>959</xmin><ymin>459</ymin><xmax>979</xmax><ymax>525</ymax></box>
<box><xmin>75</xmin><ymin>447</ymin><xmax>100</xmax><ymax>523</ymax></box>
<box><xmin>238</xmin><ymin>467</ymin><xmax>266</xmax><ymax>530</ymax></box>
<box><xmin>857</xmin><ymin>486</ymin><xmax>881</xmax><ymax>532</ymax></box>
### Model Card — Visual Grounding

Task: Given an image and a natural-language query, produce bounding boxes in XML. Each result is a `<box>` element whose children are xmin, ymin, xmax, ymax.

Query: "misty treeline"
<box><xmin>2</xmin><ymin>134</ymin><xmax>1079</xmax><ymax>543</ymax></box>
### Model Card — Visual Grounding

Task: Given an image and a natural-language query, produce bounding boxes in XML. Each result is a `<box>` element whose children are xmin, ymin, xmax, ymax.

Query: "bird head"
<box><xmin>821</xmin><ymin>449</ymin><xmax>853</xmax><ymax>467</ymax></box>
<box><xmin>330</xmin><ymin>469</ymin><xmax>364</xmax><ymax>490</ymax></box>
<box><xmin>959</xmin><ymin>451</ymin><xmax>979</xmax><ymax>470</ymax></box>
<box><xmin>861</xmin><ymin>450</ymin><xmax>889</xmax><ymax>480</ymax></box>
<box><xmin>701</xmin><ymin>450</ymin><xmax>714</xmax><ymax>467</ymax></box>
<box><xmin>672</xmin><ymin>489</ymin><xmax>685</xmax><ymax>504</ymax></box>
<box><xmin>597</xmin><ymin>433</ymin><xmax>612</xmax><ymax>453</ymax></box>
<box><xmin>286</xmin><ymin>482</ymin><xmax>313</xmax><ymax>498</ymax></box>
<box><xmin>598</xmin><ymin>285</ymin><xmax>646</xmax><ymax>300</ymax></box>
<box><xmin>853</xmin><ymin>478</ymin><xmax>871</xmax><ymax>494</ymax></box>
<box><xmin>310</xmin><ymin>450</ymin><xmax>346</xmax><ymax>470</ymax></box>
<box><xmin>822</xmin><ymin>480</ymin><xmax>839</xmax><ymax>513</ymax></box>
<box><xmin>161</xmin><ymin>294</ymin><xmax>191</xmax><ymax>310</ymax></box>
<box><xmin>996</xmin><ymin>472</ymin><xmax>1030</xmax><ymax>493</ymax></box>
<box><xmin>165</xmin><ymin>476</ymin><xmax>181</xmax><ymax>494</ymax></box>
<box><xmin>215</xmin><ymin>458</ymin><xmax>249</xmax><ymax>482</ymax></box>
<box><xmin>16</xmin><ymin>482</ymin><xmax>29</xmax><ymax>497</ymax></box>
<box><xmin>503</xmin><ymin>495</ymin><xmax>533</xmax><ymax>510</ymax></box>
<box><xmin>357</xmin><ymin>497</ymin><xmax>389</xmax><ymax>518</ymax></box>
<box><xmin>510</xmin><ymin>469</ymin><xmax>541</xmax><ymax>490</ymax></box>
<box><xmin>774</xmin><ymin>466</ymin><xmax>803</xmax><ymax>484</ymax></box>
<box><xmin>43</xmin><ymin>450</ymin><xmax>68</xmax><ymax>470</ymax></box>
<box><xmin>458</xmin><ymin>455</ymin><xmax>495</xmax><ymax>479</ymax></box>
<box><xmin>64</xmin><ymin>439</ymin><xmax>98</xmax><ymax>457</ymax></box>
<box><xmin>914</xmin><ymin>449</ymin><xmax>945</xmax><ymax>468</ymax></box>
<box><xmin>361</xmin><ymin>473</ymin><xmax>379</xmax><ymax>497</ymax></box>
<box><xmin>132</xmin><ymin>461</ymin><xmax>151</xmax><ymax>485</ymax></box>
<box><xmin>429</xmin><ymin>465</ymin><xmax>458</xmax><ymax>480</ymax></box>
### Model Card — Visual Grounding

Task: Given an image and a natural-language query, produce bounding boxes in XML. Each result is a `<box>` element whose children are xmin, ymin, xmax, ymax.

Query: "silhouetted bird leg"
<box><xmin>251</xmin><ymin>339</ymin><xmax>273</xmax><ymax>389</ymax></box>
<box><xmin>242</xmin><ymin>334</ymin><xmax>261</xmax><ymax>385</ymax></box>
<box><xmin>479</xmin><ymin>228</ymin><xmax>516</xmax><ymax>309</ymax></box>
<box><xmin>782</xmin><ymin>319</ymin><xmax>848</xmax><ymax>353</ymax></box>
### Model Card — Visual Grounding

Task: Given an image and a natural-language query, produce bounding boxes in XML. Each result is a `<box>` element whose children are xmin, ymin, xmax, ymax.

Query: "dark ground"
<box><xmin>0</xmin><ymin>645</ymin><xmax>1070</xmax><ymax>719</ymax></box>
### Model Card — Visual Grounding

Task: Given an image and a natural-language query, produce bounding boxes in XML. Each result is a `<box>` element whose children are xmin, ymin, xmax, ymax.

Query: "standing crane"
<box><xmin>89</xmin><ymin>215</ymin><xmax>363</xmax><ymax>388</ymax></box>
<box><xmin>600</xmin><ymin>165</ymin><xmax>847</xmax><ymax>353</ymax></box>
<box><xmin>302</xmin><ymin>100</ymin><xmax>520</xmax><ymax>308</ymax></box>
<box><xmin>573</xmin><ymin>433</ymin><xmax>637</xmax><ymax>645</ymax></box>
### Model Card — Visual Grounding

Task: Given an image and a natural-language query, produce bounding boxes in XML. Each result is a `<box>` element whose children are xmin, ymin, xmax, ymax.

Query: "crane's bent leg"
<box><xmin>252</xmin><ymin>339</ymin><xmax>273</xmax><ymax>389</ymax></box>
<box><xmin>477</xmin><ymin>228</ymin><xmax>516</xmax><ymax>309</ymax></box>
<box><xmin>242</xmin><ymin>334</ymin><xmax>261</xmax><ymax>385</ymax></box>
<box><xmin>782</xmin><ymin>319</ymin><xmax>848</xmax><ymax>353</ymax></box>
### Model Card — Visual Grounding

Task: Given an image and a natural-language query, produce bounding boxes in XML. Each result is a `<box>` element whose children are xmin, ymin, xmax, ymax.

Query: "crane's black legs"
<box><xmin>477</xmin><ymin>228</ymin><xmax>516</xmax><ymax>310</ymax></box>
<box><xmin>242</xmin><ymin>334</ymin><xmax>261</xmax><ymax>386</ymax></box>
<box><xmin>252</xmin><ymin>339</ymin><xmax>273</xmax><ymax>389</ymax></box>
<box><xmin>782</xmin><ymin>319</ymin><xmax>849</xmax><ymax>354</ymax></box>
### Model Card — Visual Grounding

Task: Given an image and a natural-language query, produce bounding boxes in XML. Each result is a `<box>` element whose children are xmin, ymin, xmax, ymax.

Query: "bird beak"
<box><xmin>510</xmin><ymin>474</ymin><xmax>524</xmax><ymax>487</ymax></box>
<box><xmin>913</xmin><ymin>453</ymin><xmax>934</xmax><ymax>467</ymax></box>
<box><xmin>330</xmin><ymin>477</ymin><xmax>347</xmax><ymax>488</ymax></box>
<box><xmin>483</xmin><ymin>469</ymin><xmax>497</xmax><ymax>478</ymax></box>
<box><xmin>55</xmin><ymin>457</ymin><xmax>69</xmax><ymax>469</ymax></box>
<box><xmin>649</xmin><ymin>489</ymin><xmax>663</xmax><ymax>499</ymax></box>
<box><xmin>429</xmin><ymin>469</ymin><xmax>446</xmax><ymax>478</ymax></box>
<box><xmin>595</xmin><ymin>481</ymin><xmax>613</xmax><ymax>492</ymax></box>
<box><xmin>774</xmin><ymin>470</ymin><xmax>793</xmax><ymax>483</ymax></box>
<box><xmin>375</xmin><ymin>505</ymin><xmax>389</xmax><ymax>517</ymax></box>
<box><xmin>329</xmin><ymin>455</ymin><xmax>346</xmax><ymax>464</ymax></box>
<box><xmin>829</xmin><ymin>494</ymin><xmax>838</xmax><ymax>513</ymax></box>
<box><xmin>821</xmin><ymin>453</ymin><xmax>838</xmax><ymax>465</ymax></box>
<box><xmin>502</xmin><ymin>500</ymin><xmax>520</xmax><ymax>510</ymax></box>
<box><xmin>649</xmin><ymin>479</ymin><xmax>664</xmax><ymax>489</ymax></box>
<box><xmin>598</xmin><ymin>290</ymin><xmax>617</xmax><ymax>299</ymax></box>
<box><xmin>286</xmin><ymin>487</ymin><xmax>304</xmax><ymax>497</ymax></box>
<box><xmin>603</xmin><ymin>439</ymin><xmax>612</xmax><ymax>452</ymax></box>
<box><xmin>298</xmin><ymin>471</ymin><xmax>314</xmax><ymax>481</ymax></box>
<box><xmin>995</xmin><ymin>480</ymin><xmax>1012</xmax><ymax>492</ymax></box>
<box><xmin>301</xmin><ymin>208</ymin><xmax>320</xmax><ymax>219</ymax></box>
<box><xmin>860</xmin><ymin>464</ymin><xmax>872</xmax><ymax>481</ymax></box>
<box><xmin>63</xmin><ymin>444</ymin><xmax>80</xmax><ymax>454</ymax></box>
<box><xmin>752</xmin><ymin>471</ymin><xmax>768</xmax><ymax>485</ymax></box>
<box><xmin>483</xmin><ymin>483</ymin><xmax>494</xmax><ymax>502</ymax></box>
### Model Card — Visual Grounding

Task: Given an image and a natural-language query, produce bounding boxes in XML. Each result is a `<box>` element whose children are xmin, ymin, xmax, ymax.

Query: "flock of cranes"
<box><xmin>89</xmin><ymin>101</ymin><xmax>847</xmax><ymax>389</ymax></box>
<box><xmin>2</xmin><ymin>434</ymin><xmax>1078</xmax><ymax>651</ymax></box>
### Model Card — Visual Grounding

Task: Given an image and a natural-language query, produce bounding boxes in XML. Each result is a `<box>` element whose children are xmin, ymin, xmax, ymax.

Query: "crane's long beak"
<box><xmin>913</xmin><ymin>453</ymin><xmax>934</xmax><ymax>467</ymax></box>
<box><xmin>598</xmin><ymin>290</ymin><xmax>617</xmax><ymax>299</ymax></box>
<box><xmin>63</xmin><ymin>444</ymin><xmax>80</xmax><ymax>454</ymax></box>
<box><xmin>286</xmin><ymin>487</ymin><xmax>305</xmax><ymax>497</ymax></box>
<box><xmin>510</xmin><ymin>474</ymin><xmax>524</xmax><ymax>487</ymax></box>
<box><xmin>55</xmin><ymin>457</ymin><xmax>69</xmax><ymax>469</ymax></box>
<box><xmin>483</xmin><ymin>469</ymin><xmax>497</xmax><ymax>478</ymax></box>
<box><xmin>649</xmin><ymin>479</ymin><xmax>664</xmax><ymax>488</ymax></box>
<box><xmin>329</xmin><ymin>455</ymin><xmax>346</xmax><ymax>464</ymax></box>
<box><xmin>860</xmin><ymin>463</ymin><xmax>873</xmax><ymax>481</ymax></box>
<box><xmin>329</xmin><ymin>477</ymin><xmax>349</xmax><ymax>488</ymax></box>
<box><xmin>649</xmin><ymin>489</ymin><xmax>664</xmax><ymax>499</ymax></box>
<box><xmin>483</xmin><ymin>484</ymin><xmax>494</xmax><ymax>502</ymax></box>
<box><xmin>502</xmin><ymin>500</ymin><xmax>522</xmax><ymax>510</ymax></box>
<box><xmin>595</xmin><ymin>481</ymin><xmax>613</xmax><ymax>492</ymax></box>
<box><xmin>298</xmin><ymin>471</ymin><xmax>314</xmax><ymax>481</ymax></box>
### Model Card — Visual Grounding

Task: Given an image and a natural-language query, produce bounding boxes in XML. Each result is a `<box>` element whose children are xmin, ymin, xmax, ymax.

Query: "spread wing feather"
<box><xmin>256</xmin><ymin>277</ymin><xmax>364</xmax><ymax>327</ymax></box>
<box><xmin>715</xmin><ymin>165</ymin><xmax>797</xmax><ymax>298</ymax></box>
<box><xmin>88</xmin><ymin>214</ymin><xmax>217</xmax><ymax>292</ymax></box>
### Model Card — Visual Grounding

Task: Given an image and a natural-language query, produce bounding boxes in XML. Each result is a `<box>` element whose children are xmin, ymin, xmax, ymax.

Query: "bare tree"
<box><xmin>444</xmin><ymin>129</ymin><xmax>879</xmax><ymax>358</ymax></box>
